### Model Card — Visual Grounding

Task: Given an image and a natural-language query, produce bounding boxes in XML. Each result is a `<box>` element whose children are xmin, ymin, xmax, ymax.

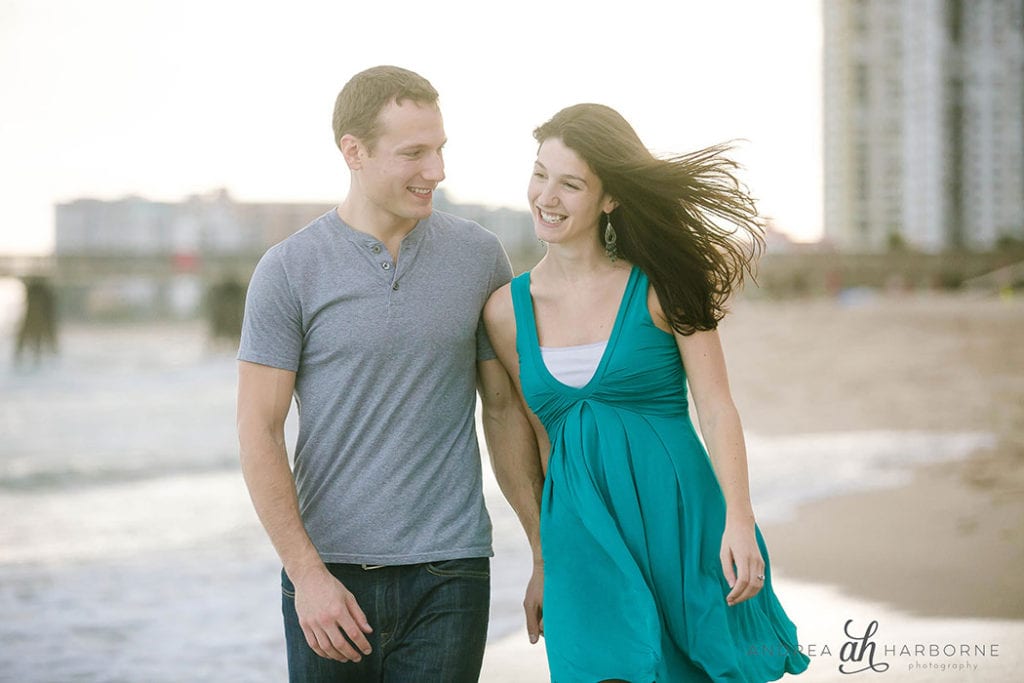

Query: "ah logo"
<box><xmin>839</xmin><ymin>619</ymin><xmax>890</xmax><ymax>674</ymax></box>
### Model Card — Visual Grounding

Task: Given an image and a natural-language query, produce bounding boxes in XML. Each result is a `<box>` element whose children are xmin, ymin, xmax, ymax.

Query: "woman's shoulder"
<box><xmin>641</xmin><ymin>271</ymin><xmax>676</xmax><ymax>335</ymax></box>
<box><xmin>486</xmin><ymin>267</ymin><xmax>534</xmax><ymax>326</ymax></box>
<box><xmin>483</xmin><ymin>281</ymin><xmax>517</xmax><ymax>340</ymax></box>
<box><xmin>485</xmin><ymin>279</ymin><xmax>514</xmax><ymax>313</ymax></box>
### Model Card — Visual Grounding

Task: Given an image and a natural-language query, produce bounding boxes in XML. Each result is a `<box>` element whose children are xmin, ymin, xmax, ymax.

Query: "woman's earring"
<box><xmin>604</xmin><ymin>214</ymin><xmax>619</xmax><ymax>262</ymax></box>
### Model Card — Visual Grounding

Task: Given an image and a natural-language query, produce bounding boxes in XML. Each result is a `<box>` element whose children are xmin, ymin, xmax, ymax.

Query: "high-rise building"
<box><xmin>824</xmin><ymin>0</ymin><xmax>1024</xmax><ymax>252</ymax></box>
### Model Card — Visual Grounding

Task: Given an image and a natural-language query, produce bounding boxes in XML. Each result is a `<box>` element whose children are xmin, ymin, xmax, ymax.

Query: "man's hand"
<box><xmin>524</xmin><ymin>561</ymin><xmax>544</xmax><ymax>644</ymax></box>
<box><xmin>293</xmin><ymin>566</ymin><xmax>374</xmax><ymax>662</ymax></box>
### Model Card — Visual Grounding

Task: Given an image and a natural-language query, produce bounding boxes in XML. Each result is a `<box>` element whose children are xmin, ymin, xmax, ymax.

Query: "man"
<box><xmin>236</xmin><ymin>66</ymin><xmax>543</xmax><ymax>682</ymax></box>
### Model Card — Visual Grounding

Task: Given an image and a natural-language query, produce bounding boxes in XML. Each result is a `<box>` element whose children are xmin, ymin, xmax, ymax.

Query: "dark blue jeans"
<box><xmin>281</xmin><ymin>558</ymin><xmax>490</xmax><ymax>682</ymax></box>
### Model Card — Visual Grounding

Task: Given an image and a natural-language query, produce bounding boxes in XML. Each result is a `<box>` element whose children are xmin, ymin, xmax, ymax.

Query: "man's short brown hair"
<box><xmin>332</xmin><ymin>65</ymin><xmax>439</xmax><ymax>151</ymax></box>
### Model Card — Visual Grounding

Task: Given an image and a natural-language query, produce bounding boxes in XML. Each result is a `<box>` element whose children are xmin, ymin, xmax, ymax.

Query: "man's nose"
<box><xmin>422</xmin><ymin>151</ymin><xmax>445</xmax><ymax>182</ymax></box>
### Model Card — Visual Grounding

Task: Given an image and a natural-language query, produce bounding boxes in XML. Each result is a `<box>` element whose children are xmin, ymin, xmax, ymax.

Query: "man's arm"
<box><xmin>477</xmin><ymin>358</ymin><xmax>544</xmax><ymax>552</ymax></box>
<box><xmin>479</xmin><ymin>284</ymin><xmax>547</xmax><ymax>643</ymax></box>
<box><xmin>477</xmin><ymin>358</ymin><xmax>546</xmax><ymax>643</ymax></box>
<box><xmin>236</xmin><ymin>360</ymin><xmax>373</xmax><ymax>661</ymax></box>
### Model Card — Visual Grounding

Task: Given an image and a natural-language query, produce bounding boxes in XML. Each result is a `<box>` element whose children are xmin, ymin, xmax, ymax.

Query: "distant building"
<box><xmin>55</xmin><ymin>189</ymin><xmax>333</xmax><ymax>259</ymax></box>
<box><xmin>53</xmin><ymin>189</ymin><xmax>538</xmax><ymax>319</ymax></box>
<box><xmin>763</xmin><ymin>218</ymin><xmax>825</xmax><ymax>255</ymax></box>
<box><xmin>824</xmin><ymin>0</ymin><xmax>1024</xmax><ymax>252</ymax></box>
<box><xmin>56</xmin><ymin>188</ymin><xmax>535</xmax><ymax>259</ymax></box>
<box><xmin>433</xmin><ymin>191</ymin><xmax>542</xmax><ymax>267</ymax></box>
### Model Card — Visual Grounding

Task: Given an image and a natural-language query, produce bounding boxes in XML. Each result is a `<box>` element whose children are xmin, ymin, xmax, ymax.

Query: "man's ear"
<box><xmin>339</xmin><ymin>134</ymin><xmax>364</xmax><ymax>171</ymax></box>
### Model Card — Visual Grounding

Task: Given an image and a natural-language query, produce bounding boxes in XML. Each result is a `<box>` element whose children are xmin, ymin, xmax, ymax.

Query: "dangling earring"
<box><xmin>604</xmin><ymin>214</ymin><xmax>619</xmax><ymax>262</ymax></box>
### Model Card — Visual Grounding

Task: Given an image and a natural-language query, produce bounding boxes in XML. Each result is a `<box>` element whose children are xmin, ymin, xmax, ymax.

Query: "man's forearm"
<box><xmin>239</xmin><ymin>430</ymin><xmax>325</xmax><ymax>580</ymax></box>
<box><xmin>482</xmin><ymin>402</ymin><xmax>544</xmax><ymax>560</ymax></box>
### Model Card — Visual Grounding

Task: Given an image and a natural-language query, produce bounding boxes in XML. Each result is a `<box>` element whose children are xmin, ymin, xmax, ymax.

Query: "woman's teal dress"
<box><xmin>511</xmin><ymin>266</ymin><xmax>809</xmax><ymax>682</ymax></box>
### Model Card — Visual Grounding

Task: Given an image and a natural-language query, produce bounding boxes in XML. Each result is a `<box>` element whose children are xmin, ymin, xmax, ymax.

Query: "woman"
<box><xmin>484</xmin><ymin>104</ymin><xmax>809</xmax><ymax>682</ymax></box>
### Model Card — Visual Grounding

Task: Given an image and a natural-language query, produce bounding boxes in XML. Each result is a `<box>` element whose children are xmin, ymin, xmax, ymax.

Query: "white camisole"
<box><xmin>539</xmin><ymin>340</ymin><xmax>608</xmax><ymax>388</ymax></box>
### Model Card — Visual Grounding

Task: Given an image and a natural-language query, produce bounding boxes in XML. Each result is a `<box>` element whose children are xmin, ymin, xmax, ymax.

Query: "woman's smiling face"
<box><xmin>528</xmin><ymin>137</ymin><xmax>616</xmax><ymax>247</ymax></box>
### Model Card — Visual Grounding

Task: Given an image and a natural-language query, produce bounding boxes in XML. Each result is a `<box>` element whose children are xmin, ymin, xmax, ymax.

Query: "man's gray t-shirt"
<box><xmin>238</xmin><ymin>209</ymin><xmax>513</xmax><ymax>564</ymax></box>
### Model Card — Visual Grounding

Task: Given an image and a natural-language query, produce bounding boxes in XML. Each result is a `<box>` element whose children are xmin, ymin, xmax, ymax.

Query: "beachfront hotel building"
<box><xmin>823</xmin><ymin>0</ymin><xmax>1024</xmax><ymax>252</ymax></box>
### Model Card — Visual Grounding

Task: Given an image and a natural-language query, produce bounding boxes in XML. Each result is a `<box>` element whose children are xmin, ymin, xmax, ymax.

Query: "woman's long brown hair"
<box><xmin>534</xmin><ymin>103</ymin><xmax>764</xmax><ymax>335</ymax></box>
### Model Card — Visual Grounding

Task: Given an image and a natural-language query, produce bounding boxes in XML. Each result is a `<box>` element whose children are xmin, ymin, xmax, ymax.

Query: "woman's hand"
<box><xmin>720</xmin><ymin>514</ymin><xmax>765</xmax><ymax>607</ymax></box>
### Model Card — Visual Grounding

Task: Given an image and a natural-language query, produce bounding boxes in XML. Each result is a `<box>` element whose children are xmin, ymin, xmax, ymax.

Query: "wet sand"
<box><xmin>719</xmin><ymin>291</ymin><xmax>1024</xmax><ymax>620</ymax></box>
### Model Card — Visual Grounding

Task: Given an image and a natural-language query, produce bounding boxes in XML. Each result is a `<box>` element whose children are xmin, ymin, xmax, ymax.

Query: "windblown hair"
<box><xmin>332</xmin><ymin>65</ymin><xmax>439</xmax><ymax>151</ymax></box>
<box><xmin>533</xmin><ymin>103</ymin><xmax>765</xmax><ymax>334</ymax></box>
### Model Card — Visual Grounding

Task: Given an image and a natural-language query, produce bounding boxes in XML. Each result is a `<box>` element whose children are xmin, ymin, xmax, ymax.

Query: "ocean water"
<box><xmin>0</xmin><ymin>319</ymin><xmax>994</xmax><ymax>682</ymax></box>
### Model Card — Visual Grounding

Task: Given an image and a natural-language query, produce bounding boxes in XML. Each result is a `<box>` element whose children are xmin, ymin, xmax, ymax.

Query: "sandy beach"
<box><xmin>1</xmin><ymin>287</ymin><xmax>1021</xmax><ymax>682</ymax></box>
<box><xmin>721</xmin><ymin>291</ymin><xmax>1024</xmax><ymax>620</ymax></box>
<box><xmin>481</xmin><ymin>290</ymin><xmax>1024</xmax><ymax>681</ymax></box>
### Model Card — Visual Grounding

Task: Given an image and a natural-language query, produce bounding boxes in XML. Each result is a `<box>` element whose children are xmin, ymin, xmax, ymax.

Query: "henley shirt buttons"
<box><xmin>392</xmin><ymin>282</ymin><xmax>400</xmax><ymax>291</ymax></box>
<box><xmin>371</xmin><ymin>245</ymin><xmax>382</xmax><ymax>254</ymax></box>
<box><xmin>382</xmin><ymin>262</ymin><xmax>391</xmax><ymax>270</ymax></box>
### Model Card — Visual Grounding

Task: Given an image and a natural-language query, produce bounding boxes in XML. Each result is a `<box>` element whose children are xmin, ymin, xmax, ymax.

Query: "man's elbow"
<box><xmin>237</xmin><ymin>414</ymin><xmax>286</xmax><ymax>455</ymax></box>
<box><xmin>481</xmin><ymin>398</ymin><xmax>514</xmax><ymax>433</ymax></box>
<box><xmin>478</xmin><ymin>373</ymin><xmax>517</xmax><ymax>417</ymax></box>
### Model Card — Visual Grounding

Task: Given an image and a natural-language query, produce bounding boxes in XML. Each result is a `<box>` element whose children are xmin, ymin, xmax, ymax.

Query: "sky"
<box><xmin>0</xmin><ymin>0</ymin><xmax>823</xmax><ymax>255</ymax></box>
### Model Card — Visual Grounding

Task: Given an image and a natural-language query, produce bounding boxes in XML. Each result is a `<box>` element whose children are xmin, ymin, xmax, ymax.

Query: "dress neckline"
<box><xmin>522</xmin><ymin>265</ymin><xmax>639</xmax><ymax>395</ymax></box>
